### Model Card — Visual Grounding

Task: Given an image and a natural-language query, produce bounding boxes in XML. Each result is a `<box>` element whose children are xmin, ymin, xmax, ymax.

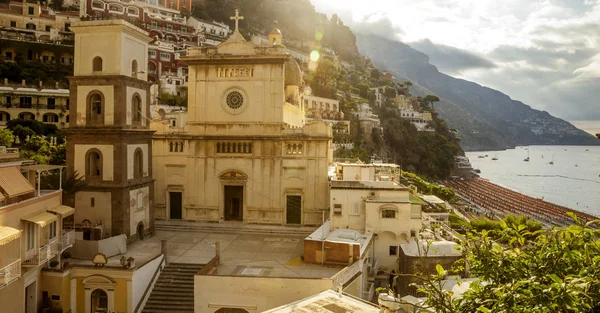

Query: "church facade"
<box><xmin>66</xmin><ymin>20</ymin><xmax>155</xmax><ymax>240</ymax></box>
<box><xmin>151</xmin><ymin>13</ymin><xmax>332</xmax><ymax>226</ymax></box>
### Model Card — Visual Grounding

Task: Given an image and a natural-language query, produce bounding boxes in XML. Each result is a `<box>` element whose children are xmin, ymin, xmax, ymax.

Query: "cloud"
<box><xmin>310</xmin><ymin>0</ymin><xmax>600</xmax><ymax>123</ymax></box>
<box><xmin>409</xmin><ymin>39</ymin><xmax>496</xmax><ymax>75</ymax></box>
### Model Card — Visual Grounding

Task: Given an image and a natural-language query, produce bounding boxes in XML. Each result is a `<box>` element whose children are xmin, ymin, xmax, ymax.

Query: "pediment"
<box><xmin>82</xmin><ymin>274</ymin><xmax>116</xmax><ymax>286</ymax></box>
<box><xmin>217</xmin><ymin>40</ymin><xmax>257</xmax><ymax>55</ymax></box>
<box><xmin>220</xmin><ymin>170</ymin><xmax>248</xmax><ymax>180</ymax></box>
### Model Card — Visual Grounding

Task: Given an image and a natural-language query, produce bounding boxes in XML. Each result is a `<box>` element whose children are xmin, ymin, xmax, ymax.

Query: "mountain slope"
<box><xmin>356</xmin><ymin>34</ymin><xmax>599</xmax><ymax>151</ymax></box>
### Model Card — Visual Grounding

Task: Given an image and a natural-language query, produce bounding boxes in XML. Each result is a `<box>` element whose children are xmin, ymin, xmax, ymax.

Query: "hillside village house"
<box><xmin>304</xmin><ymin>95</ymin><xmax>351</xmax><ymax>135</ymax></box>
<box><xmin>151</xmin><ymin>11</ymin><xmax>332</xmax><ymax>226</ymax></box>
<box><xmin>0</xmin><ymin>81</ymin><xmax>70</xmax><ymax>129</ymax></box>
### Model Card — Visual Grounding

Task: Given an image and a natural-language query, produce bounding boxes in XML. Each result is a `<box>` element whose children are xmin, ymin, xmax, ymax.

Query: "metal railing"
<box><xmin>23</xmin><ymin>239</ymin><xmax>57</xmax><ymax>266</ymax></box>
<box><xmin>57</xmin><ymin>230</ymin><xmax>75</xmax><ymax>253</ymax></box>
<box><xmin>0</xmin><ymin>259</ymin><xmax>21</xmax><ymax>289</ymax></box>
<box><xmin>368</xmin><ymin>257</ymin><xmax>380</xmax><ymax>276</ymax></box>
<box><xmin>363</xmin><ymin>282</ymin><xmax>375</xmax><ymax>301</ymax></box>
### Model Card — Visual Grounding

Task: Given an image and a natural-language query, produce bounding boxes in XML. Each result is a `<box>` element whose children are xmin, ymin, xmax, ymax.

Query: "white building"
<box><xmin>400</xmin><ymin>109</ymin><xmax>433</xmax><ymax>132</ymax></box>
<box><xmin>370</xmin><ymin>86</ymin><xmax>385</xmax><ymax>107</ymax></box>
<box><xmin>187</xmin><ymin>17</ymin><xmax>230</xmax><ymax>38</ymax></box>
<box><xmin>329</xmin><ymin>163</ymin><xmax>423</xmax><ymax>271</ymax></box>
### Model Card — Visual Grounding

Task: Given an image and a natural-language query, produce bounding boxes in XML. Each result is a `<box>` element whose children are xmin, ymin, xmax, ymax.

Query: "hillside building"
<box><xmin>0</xmin><ymin>81</ymin><xmax>70</xmax><ymax>129</ymax></box>
<box><xmin>151</xmin><ymin>11</ymin><xmax>332</xmax><ymax>226</ymax></box>
<box><xmin>304</xmin><ymin>95</ymin><xmax>350</xmax><ymax>135</ymax></box>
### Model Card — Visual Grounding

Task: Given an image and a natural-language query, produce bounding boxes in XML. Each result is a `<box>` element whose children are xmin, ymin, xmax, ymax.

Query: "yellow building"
<box><xmin>0</xmin><ymin>149</ymin><xmax>76</xmax><ymax>313</ymax></box>
<box><xmin>0</xmin><ymin>82</ymin><xmax>71</xmax><ymax>129</ymax></box>
<box><xmin>151</xmin><ymin>11</ymin><xmax>332</xmax><ymax>226</ymax></box>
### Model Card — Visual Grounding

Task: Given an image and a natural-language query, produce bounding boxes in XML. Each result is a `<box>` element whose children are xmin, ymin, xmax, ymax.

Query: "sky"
<box><xmin>311</xmin><ymin>0</ymin><xmax>600</xmax><ymax>135</ymax></box>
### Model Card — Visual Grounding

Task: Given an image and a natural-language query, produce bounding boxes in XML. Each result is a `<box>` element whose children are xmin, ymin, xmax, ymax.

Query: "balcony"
<box><xmin>55</xmin><ymin>230</ymin><xmax>75</xmax><ymax>253</ymax></box>
<box><xmin>23</xmin><ymin>239</ymin><xmax>57</xmax><ymax>266</ymax></box>
<box><xmin>0</xmin><ymin>260</ymin><xmax>21</xmax><ymax>289</ymax></box>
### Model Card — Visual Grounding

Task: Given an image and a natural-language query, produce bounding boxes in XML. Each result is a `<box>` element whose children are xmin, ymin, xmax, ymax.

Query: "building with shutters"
<box><xmin>0</xmin><ymin>148</ymin><xmax>76</xmax><ymax>313</ymax></box>
<box><xmin>150</xmin><ymin>11</ymin><xmax>332</xmax><ymax>226</ymax></box>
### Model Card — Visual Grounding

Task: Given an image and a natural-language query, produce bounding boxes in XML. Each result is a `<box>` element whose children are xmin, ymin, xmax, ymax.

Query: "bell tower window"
<box><xmin>86</xmin><ymin>150</ymin><xmax>103</xmax><ymax>179</ymax></box>
<box><xmin>93</xmin><ymin>56</ymin><xmax>103</xmax><ymax>72</ymax></box>
<box><xmin>131</xmin><ymin>60</ymin><xmax>138</xmax><ymax>78</ymax></box>
<box><xmin>133</xmin><ymin>149</ymin><xmax>143</xmax><ymax>178</ymax></box>
<box><xmin>132</xmin><ymin>94</ymin><xmax>142</xmax><ymax>125</ymax></box>
<box><xmin>88</xmin><ymin>92</ymin><xmax>104</xmax><ymax>124</ymax></box>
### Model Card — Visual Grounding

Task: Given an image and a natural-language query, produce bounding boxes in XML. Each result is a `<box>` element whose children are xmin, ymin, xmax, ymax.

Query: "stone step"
<box><xmin>143</xmin><ymin>304</ymin><xmax>194</xmax><ymax>310</ymax></box>
<box><xmin>146</xmin><ymin>294</ymin><xmax>194</xmax><ymax>301</ymax></box>
<box><xmin>151</xmin><ymin>286</ymin><xmax>194</xmax><ymax>293</ymax></box>
<box><xmin>143</xmin><ymin>308</ymin><xmax>194</xmax><ymax>313</ymax></box>
<box><xmin>146</xmin><ymin>299</ymin><xmax>194</xmax><ymax>305</ymax></box>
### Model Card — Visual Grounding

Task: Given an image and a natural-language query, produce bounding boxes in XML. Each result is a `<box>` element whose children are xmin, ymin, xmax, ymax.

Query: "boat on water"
<box><xmin>478</xmin><ymin>155</ymin><xmax>485</xmax><ymax>158</ymax></box>
<box><xmin>524</xmin><ymin>149</ymin><xmax>530</xmax><ymax>162</ymax></box>
<box><xmin>492</xmin><ymin>153</ymin><xmax>498</xmax><ymax>161</ymax></box>
<box><xmin>549</xmin><ymin>153</ymin><xmax>554</xmax><ymax>165</ymax></box>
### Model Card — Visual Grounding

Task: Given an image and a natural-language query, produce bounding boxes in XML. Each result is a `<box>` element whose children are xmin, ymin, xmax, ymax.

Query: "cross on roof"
<box><xmin>230</xmin><ymin>9</ymin><xmax>244</xmax><ymax>32</ymax></box>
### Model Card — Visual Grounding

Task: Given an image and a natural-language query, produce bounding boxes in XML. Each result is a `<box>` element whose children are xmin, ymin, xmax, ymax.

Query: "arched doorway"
<box><xmin>220</xmin><ymin>171</ymin><xmax>247</xmax><ymax>222</ymax></box>
<box><xmin>90</xmin><ymin>289</ymin><xmax>108</xmax><ymax>313</ymax></box>
<box><xmin>137</xmin><ymin>222</ymin><xmax>144</xmax><ymax>240</ymax></box>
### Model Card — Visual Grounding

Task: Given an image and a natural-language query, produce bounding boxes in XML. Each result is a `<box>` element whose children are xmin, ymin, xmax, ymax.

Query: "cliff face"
<box><xmin>356</xmin><ymin>34</ymin><xmax>599</xmax><ymax>151</ymax></box>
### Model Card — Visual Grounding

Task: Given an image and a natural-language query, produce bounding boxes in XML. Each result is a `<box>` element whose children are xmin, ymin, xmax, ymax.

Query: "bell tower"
<box><xmin>66</xmin><ymin>20</ymin><xmax>155</xmax><ymax>241</ymax></box>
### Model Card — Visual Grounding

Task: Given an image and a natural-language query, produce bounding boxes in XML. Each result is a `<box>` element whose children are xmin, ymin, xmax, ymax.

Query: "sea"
<box><xmin>465</xmin><ymin>146</ymin><xmax>600</xmax><ymax>217</ymax></box>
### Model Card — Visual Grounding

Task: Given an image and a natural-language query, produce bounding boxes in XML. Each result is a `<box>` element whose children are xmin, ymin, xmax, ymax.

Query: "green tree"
<box><xmin>423</xmin><ymin>95</ymin><xmax>440</xmax><ymax>110</ymax></box>
<box><xmin>41</xmin><ymin>171</ymin><xmax>86</xmax><ymax>206</ymax></box>
<box><xmin>415</xmin><ymin>214</ymin><xmax>600</xmax><ymax>312</ymax></box>
<box><xmin>0</xmin><ymin>129</ymin><xmax>15</xmax><ymax>147</ymax></box>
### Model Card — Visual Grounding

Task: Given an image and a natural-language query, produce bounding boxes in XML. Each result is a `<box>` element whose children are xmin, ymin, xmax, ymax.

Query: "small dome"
<box><xmin>285</xmin><ymin>58</ymin><xmax>302</xmax><ymax>87</ymax></box>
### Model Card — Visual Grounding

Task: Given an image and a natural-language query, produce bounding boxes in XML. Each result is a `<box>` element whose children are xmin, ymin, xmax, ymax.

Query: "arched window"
<box><xmin>88</xmin><ymin>92</ymin><xmax>104</xmax><ymax>124</ymax></box>
<box><xmin>133</xmin><ymin>149</ymin><xmax>143</xmax><ymax>178</ymax></box>
<box><xmin>382</xmin><ymin>209</ymin><xmax>396</xmax><ymax>219</ymax></box>
<box><xmin>93</xmin><ymin>56</ymin><xmax>103</xmax><ymax>72</ymax></box>
<box><xmin>131</xmin><ymin>59</ymin><xmax>138</xmax><ymax>78</ymax></box>
<box><xmin>132</xmin><ymin>94</ymin><xmax>142</xmax><ymax>125</ymax></box>
<box><xmin>91</xmin><ymin>289</ymin><xmax>108</xmax><ymax>312</ymax></box>
<box><xmin>86</xmin><ymin>150</ymin><xmax>102</xmax><ymax>179</ymax></box>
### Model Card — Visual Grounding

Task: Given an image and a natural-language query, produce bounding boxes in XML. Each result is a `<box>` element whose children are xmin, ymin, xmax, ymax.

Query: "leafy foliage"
<box><xmin>417</xmin><ymin>215</ymin><xmax>600</xmax><ymax>312</ymax></box>
<box><xmin>0</xmin><ymin>129</ymin><xmax>15</xmax><ymax>147</ymax></box>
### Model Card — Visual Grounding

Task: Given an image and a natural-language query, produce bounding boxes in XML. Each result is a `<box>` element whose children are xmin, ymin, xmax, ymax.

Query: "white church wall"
<box><xmin>129</xmin><ymin>186</ymin><xmax>150</xmax><ymax>236</ymax></box>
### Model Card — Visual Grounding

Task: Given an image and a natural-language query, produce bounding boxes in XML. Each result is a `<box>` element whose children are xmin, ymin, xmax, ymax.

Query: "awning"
<box><xmin>21</xmin><ymin>164</ymin><xmax>65</xmax><ymax>172</ymax></box>
<box><xmin>0</xmin><ymin>166</ymin><xmax>34</xmax><ymax>197</ymax></box>
<box><xmin>48</xmin><ymin>205</ymin><xmax>75</xmax><ymax>217</ymax></box>
<box><xmin>0</xmin><ymin>226</ymin><xmax>21</xmax><ymax>246</ymax></box>
<box><xmin>22</xmin><ymin>212</ymin><xmax>57</xmax><ymax>227</ymax></box>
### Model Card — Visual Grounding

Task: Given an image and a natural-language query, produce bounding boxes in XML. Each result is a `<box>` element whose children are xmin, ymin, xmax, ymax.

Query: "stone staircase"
<box><xmin>141</xmin><ymin>263</ymin><xmax>204</xmax><ymax>313</ymax></box>
<box><xmin>155</xmin><ymin>220</ymin><xmax>317</xmax><ymax>236</ymax></box>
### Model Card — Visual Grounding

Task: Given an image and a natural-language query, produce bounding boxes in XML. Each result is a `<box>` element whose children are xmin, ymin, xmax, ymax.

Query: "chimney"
<box><xmin>55</xmin><ymin>82</ymin><xmax>59</xmax><ymax>89</ymax></box>
<box><xmin>39</xmin><ymin>81</ymin><xmax>43</xmax><ymax>88</ymax></box>
<box><xmin>21</xmin><ymin>79</ymin><xmax>26</xmax><ymax>87</ymax></box>
<box><xmin>3</xmin><ymin>78</ymin><xmax>7</xmax><ymax>86</ymax></box>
